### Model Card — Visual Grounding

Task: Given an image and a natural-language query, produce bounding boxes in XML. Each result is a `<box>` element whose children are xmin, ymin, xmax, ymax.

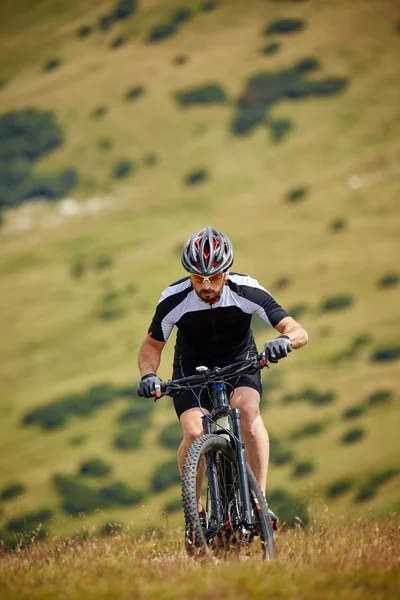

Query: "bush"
<box><xmin>79</xmin><ymin>458</ymin><xmax>112</xmax><ymax>477</ymax></box>
<box><xmin>173</xmin><ymin>55</ymin><xmax>188</xmax><ymax>66</ymax></box>
<box><xmin>354</xmin><ymin>482</ymin><xmax>376</xmax><ymax>502</ymax></box>
<box><xmin>164</xmin><ymin>496</ymin><xmax>182</xmax><ymax>513</ymax></box>
<box><xmin>269</xmin><ymin>118</ymin><xmax>293</xmax><ymax>142</ymax></box>
<box><xmin>112</xmin><ymin>159</ymin><xmax>135</xmax><ymax>179</ymax></box>
<box><xmin>269</xmin><ymin>435</ymin><xmax>294</xmax><ymax>466</ymax></box>
<box><xmin>143</xmin><ymin>152</ymin><xmax>158</xmax><ymax>167</ymax></box>
<box><xmin>287</xmin><ymin>303</ymin><xmax>307</xmax><ymax>320</ymax></box>
<box><xmin>184</xmin><ymin>168</ymin><xmax>209</xmax><ymax>186</ymax></box>
<box><xmin>97</xmin><ymin>291</ymin><xmax>125</xmax><ymax>322</ymax></box>
<box><xmin>260</xmin><ymin>43</ymin><xmax>280</xmax><ymax>55</ymax></box>
<box><xmin>98</xmin><ymin>14</ymin><xmax>114</xmax><ymax>31</ymax></box>
<box><xmin>151</xmin><ymin>459</ymin><xmax>181</xmax><ymax>492</ymax></box>
<box><xmin>0</xmin><ymin>482</ymin><xmax>26</xmax><ymax>500</ymax></box>
<box><xmin>98</xmin><ymin>138</ymin><xmax>112</xmax><ymax>152</ymax></box>
<box><xmin>94</xmin><ymin>254</ymin><xmax>113</xmax><ymax>270</ymax></box>
<box><xmin>281</xmin><ymin>387</ymin><xmax>336</xmax><ymax>406</ymax></box>
<box><xmin>99</xmin><ymin>521</ymin><xmax>124</xmax><ymax>536</ymax></box>
<box><xmin>377</xmin><ymin>273</ymin><xmax>399</xmax><ymax>289</ymax></box>
<box><xmin>355</xmin><ymin>468</ymin><xmax>399</xmax><ymax>503</ymax></box>
<box><xmin>77</xmin><ymin>24</ymin><xmax>93</xmax><ymax>38</ymax></box>
<box><xmin>370</xmin><ymin>345</ymin><xmax>400</xmax><ymax>362</ymax></box>
<box><xmin>175</xmin><ymin>84</ymin><xmax>227</xmax><ymax>107</ymax></box>
<box><xmin>113</xmin><ymin>0</ymin><xmax>138</xmax><ymax>21</ymax></box>
<box><xmin>326</xmin><ymin>478</ymin><xmax>353</xmax><ymax>499</ymax></box>
<box><xmin>171</xmin><ymin>8</ymin><xmax>192</xmax><ymax>25</ymax></box>
<box><xmin>295</xmin><ymin>57</ymin><xmax>321</xmax><ymax>73</ymax></box>
<box><xmin>312</xmin><ymin>78</ymin><xmax>348</xmax><ymax>97</ymax></box>
<box><xmin>6</xmin><ymin>508</ymin><xmax>53</xmax><ymax>533</ymax></box>
<box><xmin>292</xmin><ymin>460</ymin><xmax>314</xmax><ymax>478</ymax></box>
<box><xmin>70</xmin><ymin>256</ymin><xmax>86</xmax><ymax>279</ymax></box>
<box><xmin>91</xmin><ymin>106</ymin><xmax>108</xmax><ymax>119</ymax></box>
<box><xmin>264</xmin><ymin>18</ymin><xmax>305</xmax><ymax>35</ymax></box>
<box><xmin>117</xmin><ymin>399</ymin><xmax>153</xmax><ymax>423</ymax></box>
<box><xmin>290</xmin><ymin>421</ymin><xmax>325</xmax><ymax>440</ymax></box>
<box><xmin>24</xmin><ymin>168</ymin><xmax>78</xmax><ymax>201</ymax></box>
<box><xmin>320</xmin><ymin>294</ymin><xmax>354</xmax><ymax>312</ymax></box>
<box><xmin>43</xmin><ymin>58</ymin><xmax>62</xmax><ymax>72</ymax></box>
<box><xmin>125</xmin><ymin>85</ymin><xmax>145</xmax><ymax>101</ymax></box>
<box><xmin>99</xmin><ymin>482</ymin><xmax>144</xmax><ymax>506</ymax></box>
<box><xmin>110</xmin><ymin>35</ymin><xmax>127</xmax><ymax>49</ymax></box>
<box><xmin>329</xmin><ymin>218</ymin><xmax>346</xmax><ymax>232</ymax></box>
<box><xmin>147</xmin><ymin>22</ymin><xmax>177</xmax><ymax>43</ymax></box>
<box><xmin>53</xmin><ymin>474</ymin><xmax>102</xmax><ymax>515</ymax></box>
<box><xmin>342</xmin><ymin>404</ymin><xmax>366</xmax><ymax>419</ymax></box>
<box><xmin>201</xmin><ymin>0</ymin><xmax>219</xmax><ymax>11</ymax></box>
<box><xmin>159</xmin><ymin>421</ymin><xmax>182</xmax><ymax>449</ymax></box>
<box><xmin>286</xmin><ymin>186</ymin><xmax>309</xmax><ymax>202</ymax></box>
<box><xmin>341</xmin><ymin>427</ymin><xmax>365</xmax><ymax>445</ymax></box>
<box><xmin>274</xmin><ymin>276</ymin><xmax>291</xmax><ymax>289</ymax></box>
<box><xmin>366</xmin><ymin>390</ymin><xmax>393</xmax><ymax>406</ymax></box>
<box><xmin>268</xmin><ymin>488</ymin><xmax>309</xmax><ymax>527</ymax></box>
<box><xmin>114</xmin><ymin>423</ymin><xmax>144</xmax><ymax>450</ymax></box>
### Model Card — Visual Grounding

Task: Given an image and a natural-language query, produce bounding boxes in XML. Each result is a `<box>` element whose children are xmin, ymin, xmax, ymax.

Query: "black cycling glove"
<box><xmin>263</xmin><ymin>336</ymin><xmax>292</xmax><ymax>364</ymax></box>
<box><xmin>138</xmin><ymin>373</ymin><xmax>162</xmax><ymax>398</ymax></box>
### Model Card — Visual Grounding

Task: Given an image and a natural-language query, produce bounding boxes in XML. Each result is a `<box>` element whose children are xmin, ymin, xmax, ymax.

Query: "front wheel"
<box><xmin>181</xmin><ymin>434</ymin><xmax>274</xmax><ymax>559</ymax></box>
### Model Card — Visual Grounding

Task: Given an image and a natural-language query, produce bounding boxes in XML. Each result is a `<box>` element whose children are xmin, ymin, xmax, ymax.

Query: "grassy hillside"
<box><xmin>0</xmin><ymin>0</ymin><xmax>399</xmax><ymax>542</ymax></box>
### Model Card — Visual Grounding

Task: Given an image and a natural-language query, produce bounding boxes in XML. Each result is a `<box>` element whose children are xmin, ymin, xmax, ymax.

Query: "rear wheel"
<box><xmin>181</xmin><ymin>434</ymin><xmax>274</xmax><ymax>559</ymax></box>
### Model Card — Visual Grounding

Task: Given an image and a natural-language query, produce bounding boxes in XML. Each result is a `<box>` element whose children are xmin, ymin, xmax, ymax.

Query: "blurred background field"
<box><xmin>0</xmin><ymin>0</ymin><xmax>399</xmax><ymax>547</ymax></box>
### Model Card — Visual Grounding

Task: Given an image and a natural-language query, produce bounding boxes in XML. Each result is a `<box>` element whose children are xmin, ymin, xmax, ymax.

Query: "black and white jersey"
<box><xmin>148</xmin><ymin>273</ymin><xmax>289</xmax><ymax>364</ymax></box>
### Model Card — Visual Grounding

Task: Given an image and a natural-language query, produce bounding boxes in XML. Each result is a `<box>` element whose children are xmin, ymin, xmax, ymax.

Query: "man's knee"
<box><xmin>179</xmin><ymin>408</ymin><xmax>205</xmax><ymax>444</ymax></box>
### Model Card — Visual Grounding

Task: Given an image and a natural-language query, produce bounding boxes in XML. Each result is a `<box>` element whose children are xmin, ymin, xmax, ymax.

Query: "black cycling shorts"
<box><xmin>171</xmin><ymin>352</ymin><xmax>262</xmax><ymax>420</ymax></box>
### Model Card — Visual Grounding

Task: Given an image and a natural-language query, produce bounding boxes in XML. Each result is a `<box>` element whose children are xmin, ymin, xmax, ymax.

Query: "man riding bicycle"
<box><xmin>137</xmin><ymin>226</ymin><xmax>308</xmax><ymax>527</ymax></box>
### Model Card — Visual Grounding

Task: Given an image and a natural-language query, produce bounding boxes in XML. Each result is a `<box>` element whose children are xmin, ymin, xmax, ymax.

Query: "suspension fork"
<box><xmin>202</xmin><ymin>414</ymin><xmax>223</xmax><ymax>523</ymax></box>
<box><xmin>231</xmin><ymin>408</ymin><xmax>253</xmax><ymax>526</ymax></box>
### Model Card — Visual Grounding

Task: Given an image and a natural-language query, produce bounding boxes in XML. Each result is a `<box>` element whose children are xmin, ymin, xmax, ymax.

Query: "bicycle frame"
<box><xmin>201</xmin><ymin>382</ymin><xmax>254</xmax><ymax>529</ymax></box>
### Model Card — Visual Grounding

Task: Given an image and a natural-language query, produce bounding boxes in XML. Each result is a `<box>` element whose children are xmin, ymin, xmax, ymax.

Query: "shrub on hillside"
<box><xmin>281</xmin><ymin>387</ymin><xmax>336</xmax><ymax>406</ymax></box>
<box><xmin>94</xmin><ymin>254</ymin><xmax>113</xmax><ymax>270</ymax></box>
<box><xmin>269</xmin><ymin>435</ymin><xmax>294</xmax><ymax>466</ymax></box>
<box><xmin>99</xmin><ymin>521</ymin><xmax>124</xmax><ymax>536</ymax></box>
<box><xmin>341</xmin><ymin>427</ymin><xmax>365</xmax><ymax>445</ymax></box>
<box><xmin>260</xmin><ymin>42</ymin><xmax>280</xmax><ymax>55</ymax></box>
<box><xmin>171</xmin><ymin>8</ymin><xmax>192</xmax><ymax>25</ymax></box>
<box><xmin>320</xmin><ymin>294</ymin><xmax>354</xmax><ymax>312</ymax></box>
<box><xmin>292</xmin><ymin>460</ymin><xmax>314</xmax><ymax>478</ymax></box>
<box><xmin>124</xmin><ymin>85</ymin><xmax>145</xmax><ymax>101</ymax></box>
<box><xmin>159</xmin><ymin>421</ymin><xmax>182</xmax><ymax>449</ymax></box>
<box><xmin>173</xmin><ymin>55</ymin><xmax>188</xmax><ymax>66</ymax></box>
<box><xmin>70</xmin><ymin>256</ymin><xmax>86</xmax><ymax>279</ymax></box>
<box><xmin>91</xmin><ymin>106</ymin><xmax>108</xmax><ymax>119</ymax></box>
<box><xmin>98</xmin><ymin>137</ymin><xmax>113</xmax><ymax>152</ymax></box>
<box><xmin>295</xmin><ymin>57</ymin><xmax>321</xmax><ymax>73</ymax></box>
<box><xmin>326</xmin><ymin>478</ymin><xmax>353</xmax><ymax>499</ymax></box>
<box><xmin>286</xmin><ymin>186</ymin><xmax>309</xmax><ymax>203</ymax></box>
<box><xmin>287</xmin><ymin>303</ymin><xmax>308</xmax><ymax>320</ymax></box>
<box><xmin>24</xmin><ymin>168</ymin><xmax>78</xmax><ymax>201</ymax></box>
<box><xmin>175</xmin><ymin>84</ymin><xmax>227</xmax><ymax>107</ymax></box>
<box><xmin>99</xmin><ymin>482</ymin><xmax>144</xmax><ymax>506</ymax></box>
<box><xmin>97</xmin><ymin>291</ymin><xmax>125</xmax><ymax>321</ymax></box>
<box><xmin>113</xmin><ymin>0</ymin><xmax>138</xmax><ymax>21</ymax></box>
<box><xmin>43</xmin><ymin>58</ymin><xmax>62</xmax><ymax>72</ymax></box>
<box><xmin>274</xmin><ymin>276</ymin><xmax>291</xmax><ymax>289</ymax></box>
<box><xmin>98</xmin><ymin>14</ymin><xmax>114</xmax><ymax>31</ymax></box>
<box><xmin>268</xmin><ymin>488</ymin><xmax>309</xmax><ymax>527</ymax></box>
<box><xmin>77</xmin><ymin>25</ymin><xmax>93</xmax><ymax>38</ymax></box>
<box><xmin>270</xmin><ymin>118</ymin><xmax>293</xmax><ymax>142</ymax></box>
<box><xmin>110</xmin><ymin>35</ymin><xmax>127</xmax><ymax>49</ymax></box>
<box><xmin>147</xmin><ymin>22</ymin><xmax>177</xmax><ymax>43</ymax></box>
<box><xmin>342</xmin><ymin>404</ymin><xmax>366</xmax><ymax>420</ymax></box>
<box><xmin>290</xmin><ymin>421</ymin><xmax>325</xmax><ymax>441</ymax></box>
<box><xmin>112</xmin><ymin>159</ymin><xmax>135</xmax><ymax>179</ymax></box>
<box><xmin>184</xmin><ymin>168</ymin><xmax>209</xmax><ymax>186</ymax></box>
<box><xmin>366</xmin><ymin>390</ymin><xmax>393</xmax><ymax>406</ymax></box>
<box><xmin>0</xmin><ymin>482</ymin><xmax>26</xmax><ymax>500</ymax></box>
<box><xmin>79</xmin><ymin>458</ymin><xmax>112</xmax><ymax>477</ymax></box>
<box><xmin>377</xmin><ymin>273</ymin><xmax>399</xmax><ymax>289</ymax></box>
<box><xmin>201</xmin><ymin>0</ymin><xmax>219</xmax><ymax>11</ymax></box>
<box><xmin>117</xmin><ymin>399</ymin><xmax>153</xmax><ymax>424</ymax></box>
<box><xmin>164</xmin><ymin>496</ymin><xmax>182</xmax><ymax>513</ymax></box>
<box><xmin>264</xmin><ymin>18</ymin><xmax>305</xmax><ymax>35</ymax></box>
<box><xmin>151</xmin><ymin>459</ymin><xmax>181</xmax><ymax>492</ymax></box>
<box><xmin>329</xmin><ymin>217</ymin><xmax>347</xmax><ymax>232</ymax></box>
<box><xmin>355</xmin><ymin>469</ymin><xmax>399</xmax><ymax>503</ymax></box>
<box><xmin>53</xmin><ymin>474</ymin><xmax>101</xmax><ymax>515</ymax></box>
<box><xmin>143</xmin><ymin>152</ymin><xmax>158</xmax><ymax>167</ymax></box>
<box><xmin>6</xmin><ymin>508</ymin><xmax>53</xmax><ymax>533</ymax></box>
<box><xmin>114</xmin><ymin>423</ymin><xmax>144</xmax><ymax>450</ymax></box>
<box><xmin>370</xmin><ymin>345</ymin><xmax>400</xmax><ymax>362</ymax></box>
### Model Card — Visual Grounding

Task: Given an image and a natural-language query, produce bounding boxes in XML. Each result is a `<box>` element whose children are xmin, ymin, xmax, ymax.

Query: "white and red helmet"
<box><xmin>181</xmin><ymin>226</ymin><xmax>234</xmax><ymax>276</ymax></box>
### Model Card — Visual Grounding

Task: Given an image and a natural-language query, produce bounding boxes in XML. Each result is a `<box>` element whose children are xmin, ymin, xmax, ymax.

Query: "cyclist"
<box><xmin>138</xmin><ymin>226</ymin><xmax>308</xmax><ymax>528</ymax></box>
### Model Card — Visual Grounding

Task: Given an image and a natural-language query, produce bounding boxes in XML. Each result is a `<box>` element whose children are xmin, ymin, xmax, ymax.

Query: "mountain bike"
<box><xmin>157</xmin><ymin>351</ymin><xmax>275</xmax><ymax>560</ymax></box>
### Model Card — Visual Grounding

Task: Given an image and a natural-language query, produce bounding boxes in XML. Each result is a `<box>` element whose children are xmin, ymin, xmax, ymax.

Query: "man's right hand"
<box><xmin>137</xmin><ymin>373</ymin><xmax>162</xmax><ymax>398</ymax></box>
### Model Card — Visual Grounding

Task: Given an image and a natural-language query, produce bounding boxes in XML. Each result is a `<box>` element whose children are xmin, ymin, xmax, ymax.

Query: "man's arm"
<box><xmin>274</xmin><ymin>316</ymin><xmax>308</xmax><ymax>350</ymax></box>
<box><xmin>138</xmin><ymin>335</ymin><xmax>166</xmax><ymax>377</ymax></box>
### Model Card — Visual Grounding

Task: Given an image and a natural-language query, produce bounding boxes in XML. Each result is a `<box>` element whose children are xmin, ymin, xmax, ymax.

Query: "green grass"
<box><xmin>0</xmin><ymin>0</ymin><xmax>399</xmax><ymax>541</ymax></box>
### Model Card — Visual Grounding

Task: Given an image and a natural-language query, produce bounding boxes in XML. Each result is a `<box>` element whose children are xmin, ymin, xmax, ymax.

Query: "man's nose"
<box><xmin>201</xmin><ymin>280</ymin><xmax>211</xmax><ymax>289</ymax></box>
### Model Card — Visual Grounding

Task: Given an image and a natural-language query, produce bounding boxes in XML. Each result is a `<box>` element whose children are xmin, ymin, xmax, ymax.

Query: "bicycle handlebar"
<box><xmin>155</xmin><ymin>351</ymin><xmax>268</xmax><ymax>399</ymax></box>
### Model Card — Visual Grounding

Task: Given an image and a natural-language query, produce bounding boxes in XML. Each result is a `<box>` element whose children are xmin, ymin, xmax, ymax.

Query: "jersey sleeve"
<box><xmin>147</xmin><ymin>279</ymin><xmax>192</xmax><ymax>342</ymax></box>
<box><xmin>228</xmin><ymin>274</ymin><xmax>289</xmax><ymax>327</ymax></box>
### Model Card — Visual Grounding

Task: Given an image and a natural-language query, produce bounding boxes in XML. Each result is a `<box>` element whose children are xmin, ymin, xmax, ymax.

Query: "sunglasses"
<box><xmin>190</xmin><ymin>272</ymin><xmax>224</xmax><ymax>284</ymax></box>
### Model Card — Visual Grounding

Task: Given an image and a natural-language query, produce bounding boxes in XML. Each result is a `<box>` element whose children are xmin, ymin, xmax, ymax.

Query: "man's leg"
<box><xmin>177</xmin><ymin>407</ymin><xmax>209</xmax><ymax>475</ymax></box>
<box><xmin>230</xmin><ymin>387</ymin><xmax>269</xmax><ymax>493</ymax></box>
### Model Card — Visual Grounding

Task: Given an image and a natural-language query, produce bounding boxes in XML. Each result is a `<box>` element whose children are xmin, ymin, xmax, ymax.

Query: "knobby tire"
<box><xmin>181</xmin><ymin>434</ymin><xmax>274</xmax><ymax>560</ymax></box>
